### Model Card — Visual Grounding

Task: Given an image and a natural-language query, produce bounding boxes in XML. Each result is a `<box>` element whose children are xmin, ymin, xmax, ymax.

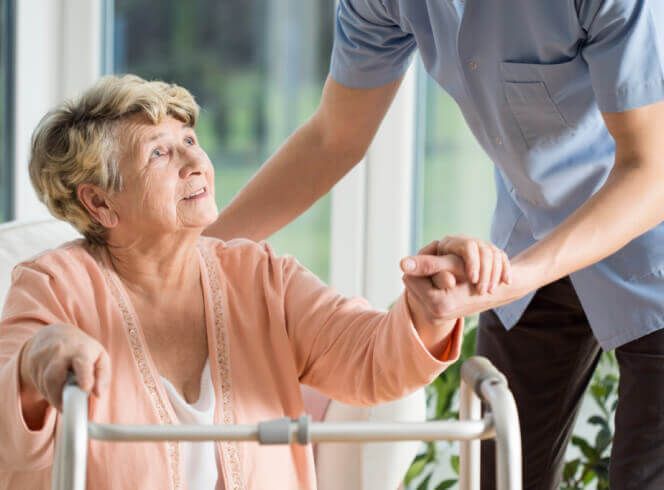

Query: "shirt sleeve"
<box><xmin>579</xmin><ymin>0</ymin><xmax>664</xmax><ymax>112</ymax></box>
<box><xmin>330</xmin><ymin>0</ymin><xmax>416</xmax><ymax>88</ymax></box>
<box><xmin>273</xmin><ymin>245</ymin><xmax>462</xmax><ymax>406</ymax></box>
<box><xmin>0</xmin><ymin>264</ymin><xmax>72</xmax><ymax>471</ymax></box>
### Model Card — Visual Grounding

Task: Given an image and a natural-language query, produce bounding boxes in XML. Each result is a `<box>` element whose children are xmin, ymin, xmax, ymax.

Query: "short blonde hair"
<box><xmin>29</xmin><ymin>74</ymin><xmax>199</xmax><ymax>244</ymax></box>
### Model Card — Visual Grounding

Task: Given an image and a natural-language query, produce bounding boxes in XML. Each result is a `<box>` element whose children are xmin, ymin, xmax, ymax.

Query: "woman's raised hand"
<box><xmin>19</xmin><ymin>324</ymin><xmax>111</xmax><ymax>413</ymax></box>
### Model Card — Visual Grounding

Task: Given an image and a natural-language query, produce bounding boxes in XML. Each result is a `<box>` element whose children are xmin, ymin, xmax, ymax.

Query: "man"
<box><xmin>206</xmin><ymin>1</ymin><xmax>664</xmax><ymax>488</ymax></box>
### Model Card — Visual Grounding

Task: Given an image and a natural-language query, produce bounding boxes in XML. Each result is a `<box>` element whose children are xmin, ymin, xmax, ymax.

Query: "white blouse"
<box><xmin>161</xmin><ymin>359</ymin><xmax>222</xmax><ymax>489</ymax></box>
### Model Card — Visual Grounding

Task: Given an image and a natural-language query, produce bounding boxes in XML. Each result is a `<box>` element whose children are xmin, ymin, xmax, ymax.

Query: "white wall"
<box><xmin>330</xmin><ymin>64</ymin><xmax>417</xmax><ymax>308</ymax></box>
<box><xmin>13</xmin><ymin>0</ymin><xmax>102</xmax><ymax>219</ymax></box>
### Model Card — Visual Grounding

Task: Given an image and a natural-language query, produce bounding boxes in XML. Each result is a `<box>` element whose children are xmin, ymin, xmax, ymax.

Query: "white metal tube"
<box><xmin>52</xmin><ymin>380</ymin><xmax>88</xmax><ymax>490</ymax></box>
<box><xmin>480</xmin><ymin>379</ymin><xmax>522</xmax><ymax>490</ymax></box>
<box><xmin>460</xmin><ymin>356</ymin><xmax>522</xmax><ymax>490</ymax></box>
<box><xmin>88</xmin><ymin>419</ymin><xmax>495</xmax><ymax>443</ymax></box>
<box><xmin>307</xmin><ymin>420</ymin><xmax>493</xmax><ymax>443</ymax></box>
<box><xmin>459</xmin><ymin>379</ymin><xmax>482</xmax><ymax>490</ymax></box>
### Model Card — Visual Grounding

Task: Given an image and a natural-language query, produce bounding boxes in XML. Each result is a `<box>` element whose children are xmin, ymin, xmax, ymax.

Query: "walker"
<box><xmin>52</xmin><ymin>356</ymin><xmax>521</xmax><ymax>490</ymax></box>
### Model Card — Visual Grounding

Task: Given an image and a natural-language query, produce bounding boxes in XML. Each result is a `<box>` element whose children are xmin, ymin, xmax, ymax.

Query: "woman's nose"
<box><xmin>178</xmin><ymin>149</ymin><xmax>205</xmax><ymax>177</ymax></box>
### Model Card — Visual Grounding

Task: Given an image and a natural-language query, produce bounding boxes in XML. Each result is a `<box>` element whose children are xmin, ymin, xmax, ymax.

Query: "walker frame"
<box><xmin>52</xmin><ymin>356</ymin><xmax>521</xmax><ymax>490</ymax></box>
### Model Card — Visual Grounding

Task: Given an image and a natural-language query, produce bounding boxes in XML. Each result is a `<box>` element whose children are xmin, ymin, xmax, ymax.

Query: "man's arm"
<box><xmin>403</xmin><ymin>100</ymin><xmax>664</xmax><ymax>320</ymax></box>
<box><xmin>204</xmin><ymin>75</ymin><xmax>402</xmax><ymax>241</ymax></box>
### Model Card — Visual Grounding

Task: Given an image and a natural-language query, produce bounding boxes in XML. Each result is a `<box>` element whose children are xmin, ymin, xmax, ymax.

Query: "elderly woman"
<box><xmin>0</xmin><ymin>75</ymin><xmax>508</xmax><ymax>490</ymax></box>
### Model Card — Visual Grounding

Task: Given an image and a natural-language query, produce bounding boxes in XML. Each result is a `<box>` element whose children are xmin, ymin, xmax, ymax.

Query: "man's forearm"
<box><xmin>514</xmin><ymin>160</ymin><xmax>664</xmax><ymax>292</ymax></box>
<box><xmin>205</xmin><ymin>119</ymin><xmax>361</xmax><ymax>242</ymax></box>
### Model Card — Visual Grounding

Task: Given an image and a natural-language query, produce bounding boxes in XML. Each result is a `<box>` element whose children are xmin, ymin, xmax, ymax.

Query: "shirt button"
<box><xmin>495</xmin><ymin>136</ymin><xmax>503</xmax><ymax>146</ymax></box>
<box><xmin>468</xmin><ymin>60</ymin><xmax>479</xmax><ymax>71</ymax></box>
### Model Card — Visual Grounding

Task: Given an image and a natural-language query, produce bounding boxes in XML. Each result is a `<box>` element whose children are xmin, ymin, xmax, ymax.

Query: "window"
<box><xmin>0</xmin><ymin>0</ymin><xmax>14</xmax><ymax>222</ymax></box>
<box><xmin>409</xmin><ymin>63</ymin><xmax>498</xmax><ymax>487</ymax></box>
<box><xmin>109</xmin><ymin>0</ymin><xmax>335</xmax><ymax>280</ymax></box>
<box><xmin>414</xmin><ymin>65</ymin><xmax>495</xmax><ymax>249</ymax></box>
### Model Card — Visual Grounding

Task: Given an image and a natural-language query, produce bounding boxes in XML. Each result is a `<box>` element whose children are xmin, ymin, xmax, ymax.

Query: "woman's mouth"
<box><xmin>183</xmin><ymin>187</ymin><xmax>208</xmax><ymax>200</ymax></box>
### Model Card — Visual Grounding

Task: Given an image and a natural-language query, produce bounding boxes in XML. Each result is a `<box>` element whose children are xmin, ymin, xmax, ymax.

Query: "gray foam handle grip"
<box><xmin>257</xmin><ymin>415</ymin><xmax>310</xmax><ymax>445</ymax></box>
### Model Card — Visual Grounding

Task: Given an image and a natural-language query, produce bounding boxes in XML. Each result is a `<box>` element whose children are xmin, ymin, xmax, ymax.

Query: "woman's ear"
<box><xmin>77</xmin><ymin>184</ymin><xmax>119</xmax><ymax>228</ymax></box>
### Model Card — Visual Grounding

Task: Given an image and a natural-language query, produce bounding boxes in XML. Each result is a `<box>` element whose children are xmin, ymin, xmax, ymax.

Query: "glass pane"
<box><xmin>111</xmin><ymin>0</ymin><xmax>334</xmax><ymax>280</ymax></box>
<box><xmin>410</xmin><ymin>66</ymin><xmax>497</xmax><ymax>486</ymax></box>
<box><xmin>0</xmin><ymin>0</ymin><xmax>13</xmax><ymax>222</ymax></box>
<box><xmin>416</xmin><ymin>71</ymin><xmax>495</xmax><ymax>247</ymax></box>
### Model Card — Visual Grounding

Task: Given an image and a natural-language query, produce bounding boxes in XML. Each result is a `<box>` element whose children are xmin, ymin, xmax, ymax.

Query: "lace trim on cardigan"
<box><xmin>200</xmin><ymin>242</ymin><xmax>244</xmax><ymax>490</ymax></box>
<box><xmin>102</xmin><ymin>266</ymin><xmax>182</xmax><ymax>490</ymax></box>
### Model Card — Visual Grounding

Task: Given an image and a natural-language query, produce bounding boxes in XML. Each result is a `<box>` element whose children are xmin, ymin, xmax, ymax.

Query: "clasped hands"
<box><xmin>401</xmin><ymin>236</ymin><xmax>526</xmax><ymax>340</ymax></box>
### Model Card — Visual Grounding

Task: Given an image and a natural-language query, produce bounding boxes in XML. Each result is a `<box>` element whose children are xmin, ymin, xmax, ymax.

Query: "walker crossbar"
<box><xmin>52</xmin><ymin>356</ymin><xmax>521</xmax><ymax>490</ymax></box>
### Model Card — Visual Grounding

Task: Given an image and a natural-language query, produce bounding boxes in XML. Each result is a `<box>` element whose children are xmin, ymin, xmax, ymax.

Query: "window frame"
<box><xmin>330</xmin><ymin>65</ymin><xmax>418</xmax><ymax>306</ymax></box>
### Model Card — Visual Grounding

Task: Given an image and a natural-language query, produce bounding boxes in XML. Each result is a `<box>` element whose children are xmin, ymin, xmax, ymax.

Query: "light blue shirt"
<box><xmin>330</xmin><ymin>0</ymin><xmax>664</xmax><ymax>350</ymax></box>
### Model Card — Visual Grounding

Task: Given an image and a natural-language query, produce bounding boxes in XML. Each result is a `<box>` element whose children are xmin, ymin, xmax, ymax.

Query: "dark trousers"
<box><xmin>477</xmin><ymin>276</ymin><xmax>664</xmax><ymax>490</ymax></box>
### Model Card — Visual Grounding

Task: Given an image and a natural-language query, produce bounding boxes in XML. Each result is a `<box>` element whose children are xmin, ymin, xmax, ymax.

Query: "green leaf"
<box><xmin>563</xmin><ymin>459</ymin><xmax>580</xmax><ymax>481</ymax></box>
<box><xmin>590</xmin><ymin>383</ymin><xmax>606</xmax><ymax>402</ymax></box>
<box><xmin>435</xmin><ymin>479</ymin><xmax>457</xmax><ymax>490</ymax></box>
<box><xmin>595</xmin><ymin>428</ymin><xmax>612</xmax><ymax>455</ymax></box>
<box><xmin>460</xmin><ymin>325</ymin><xmax>478</xmax><ymax>359</ymax></box>
<box><xmin>587</xmin><ymin>415</ymin><xmax>608</xmax><ymax>429</ymax></box>
<box><xmin>571</xmin><ymin>436</ymin><xmax>598</xmax><ymax>461</ymax></box>
<box><xmin>416</xmin><ymin>474</ymin><xmax>432</xmax><ymax>490</ymax></box>
<box><xmin>581</xmin><ymin>468</ymin><xmax>597</xmax><ymax>485</ymax></box>
<box><xmin>404</xmin><ymin>454</ymin><xmax>431</xmax><ymax>485</ymax></box>
<box><xmin>450</xmin><ymin>454</ymin><xmax>460</xmax><ymax>475</ymax></box>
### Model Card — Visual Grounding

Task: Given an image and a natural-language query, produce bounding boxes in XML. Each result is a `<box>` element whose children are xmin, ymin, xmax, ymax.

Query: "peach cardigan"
<box><xmin>0</xmin><ymin>237</ymin><xmax>462</xmax><ymax>490</ymax></box>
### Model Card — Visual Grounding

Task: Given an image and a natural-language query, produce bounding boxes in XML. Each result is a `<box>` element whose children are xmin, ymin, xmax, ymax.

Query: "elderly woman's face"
<box><xmin>111</xmin><ymin>115</ymin><xmax>218</xmax><ymax>237</ymax></box>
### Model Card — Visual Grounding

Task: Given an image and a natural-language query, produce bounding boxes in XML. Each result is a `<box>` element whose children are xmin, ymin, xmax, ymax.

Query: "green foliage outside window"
<box><xmin>561</xmin><ymin>355</ymin><xmax>617</xmax><ymax>490</ymax></box>
<box><xmin>112</xmin><ymin>0</ymin><xmax>335</xmax><ymax>280</ymax></box>
<box><xmin>403</xmin><ymin>321</ymin><xmax>618</xmax><ymax>490</ymax></box>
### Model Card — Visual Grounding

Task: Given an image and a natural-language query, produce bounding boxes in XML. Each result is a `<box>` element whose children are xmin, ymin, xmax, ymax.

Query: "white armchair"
<box><xmin>0</xmin><ymin>219</ymin><xmax>425</xmax><ymax>489</ymax></box>
<box><xmin>0</xmin><ymin>219</ymin><xmax>81</xmax><ymax>305</ymax></box>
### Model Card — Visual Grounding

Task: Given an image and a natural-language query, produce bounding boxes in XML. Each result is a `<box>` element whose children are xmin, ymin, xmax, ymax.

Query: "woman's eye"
<box><xmin>150</xmin><ymin>148</ymin><xmax>165</xmax><ymax>159</ymax></box>
<box><xmin>185</xmin><ymin>136</ymin><xmax>195</xmax><ymax>146</ymax></box>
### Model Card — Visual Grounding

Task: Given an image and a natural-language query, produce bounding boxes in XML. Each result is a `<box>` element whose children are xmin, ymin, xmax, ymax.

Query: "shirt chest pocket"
<box><xmin>500</xmin><ymin>58</ymin><xmax>587</xmax><ymax>148</ymax></box>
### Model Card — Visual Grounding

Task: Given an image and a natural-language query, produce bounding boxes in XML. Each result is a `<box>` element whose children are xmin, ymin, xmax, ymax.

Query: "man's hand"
<box><xmin>400</xmin><ymin>237</ymin><xmax>525</xmax><ymax>328</ymax></box>
<box><xmin>401</xmin><ymin>237</ymin><xmax>511</xmax><ymax>293</ymax></box>
<box><xmin>436</xmin><ymin>236</ymin><xmax>511</xmax><ymax>294</ymax></box>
